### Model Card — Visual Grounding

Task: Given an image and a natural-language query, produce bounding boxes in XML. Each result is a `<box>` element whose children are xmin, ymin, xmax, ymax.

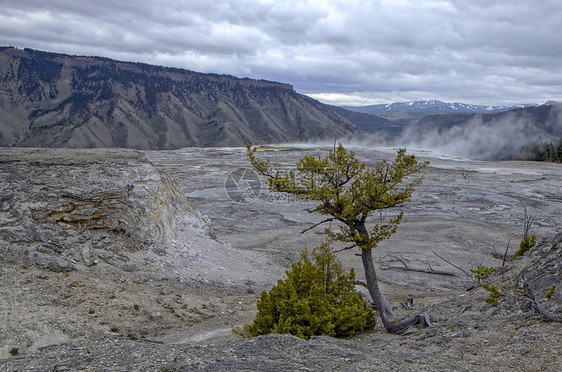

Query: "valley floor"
<box><xmin>1</xmin><ymin>145</ymin><xmax>561</xmax><ymax>371</ymax></box>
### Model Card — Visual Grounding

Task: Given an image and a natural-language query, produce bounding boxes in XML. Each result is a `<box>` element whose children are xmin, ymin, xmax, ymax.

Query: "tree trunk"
<box><xmin>361</xmin><ymin>247</ymin><xmax>396</xmax><ymax>320</ymax></box>
<box><xmin>360</xmin><ymin>245</ymin><xmax>431</xmax><ymax>333</ymax></box>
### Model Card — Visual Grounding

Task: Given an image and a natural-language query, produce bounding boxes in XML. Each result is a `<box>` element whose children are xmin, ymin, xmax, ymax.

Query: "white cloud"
<box><xmin>1</xmin><ymin>0</ymin><xmax>561</xmax><ymax>105</ymax></box>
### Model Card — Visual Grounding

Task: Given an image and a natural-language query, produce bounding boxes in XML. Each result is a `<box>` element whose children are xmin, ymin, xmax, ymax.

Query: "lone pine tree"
<box><xmin>247</xmin><ymin>144</ymin><xmax>431</xmax><ymax>333</ymax></box>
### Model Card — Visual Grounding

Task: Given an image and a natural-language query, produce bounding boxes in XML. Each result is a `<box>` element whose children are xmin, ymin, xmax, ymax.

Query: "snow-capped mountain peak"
<box><xmin>341</xmin><ymin>100</ymin><xmax>559</xmax><ymax>115</ymax></box>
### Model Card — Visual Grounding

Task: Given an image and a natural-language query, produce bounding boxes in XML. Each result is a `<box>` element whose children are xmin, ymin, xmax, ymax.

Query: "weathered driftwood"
<box><xmin>401</xmin><ymin>294</ymin><xmax>414</xmax><ymax>309</ymax></box>
<box><xmin>523</xmin><ymin>284</ymin><xmax>562</xmax><ymax>323</ymax></box>
<box><xmin>382</xmin><ymin>265</ymin><xmax>457</xmax><ymax>276</ymax></box>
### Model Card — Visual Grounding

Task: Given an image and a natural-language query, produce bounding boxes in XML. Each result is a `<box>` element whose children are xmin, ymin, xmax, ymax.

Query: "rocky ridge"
<box><xmin>0</xmin><ymin>47</ymin><xmax>365</xmax><ymax>149</ymax></box>
<box><xmin>342</xmin><ymin>100</ymin><xmax>560</xmax><ymax>115</ymax></box>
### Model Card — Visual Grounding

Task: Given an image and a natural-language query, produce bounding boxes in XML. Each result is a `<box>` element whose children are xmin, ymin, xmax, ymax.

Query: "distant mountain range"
<box><xmin>342</xmin><ymin>100</ymin><xmax>559</xmax><ymax>115</ymax></box>
<box><xmin>1</xmin><ymin>47</ymin><xmax>393</xmax><ymax>149</ymax></box>
<box><xmin>0</xmin><ymin>47</ymin><xmax>559</xmax><ymax>158</ymax></box>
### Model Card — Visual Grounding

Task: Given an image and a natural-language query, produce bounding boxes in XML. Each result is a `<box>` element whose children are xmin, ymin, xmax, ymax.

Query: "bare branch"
<box><xmin>430</xmin><ymin>249</ymin><xmax>471</xmax><ymax>277</ymax></box>
<box><xmin>523</xmin><ymin>206</ymin><xmax>536</xmax><ymax>239</ymax></box>
<box><xmin>351</xmin><ymin>280</ymin><xmax>368</xmax><ymax>289</ymax></box>
<box><xmin>300</xmin><ymin>218</ymin><xmax>335</xmax><ymax>234</ymax></box>
<box><xmin>502</xmin><ymin>238</ymin><xmax>511</xmax><ymax>267</ymax></box>
<box><xmin>333</xmin><ymin>245</ymin><xmax>356</xmax><ymax>253</ymax></box>
<box><xmin>304</xmin><ymin>206</ymin><xmax>324</xmax><ymax>214</ymax></box>
<box><xmin>394</xmin><ymin>256</ymin><xmax>409</xmax><ymax>268</ymax></box>
<box><xmin>522</xmin><ymin>284</ymin><xmax>562</xmax><ymax>322</ymax></box>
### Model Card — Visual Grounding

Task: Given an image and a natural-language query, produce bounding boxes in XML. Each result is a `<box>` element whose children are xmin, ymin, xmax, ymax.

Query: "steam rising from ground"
<box><xmin>274</xmin><ymin>106</ymin><xmax>562</xmax><ymax>161</ymax></box>
<box><xmin>397</xmin><ymin>115</ymin><xmax>535</xmax><ymax>160</ymax></box>
<box><xmin>387</xmin><ymin>106</ymin><xmax>561</xmax><ymax>160</ymax></box>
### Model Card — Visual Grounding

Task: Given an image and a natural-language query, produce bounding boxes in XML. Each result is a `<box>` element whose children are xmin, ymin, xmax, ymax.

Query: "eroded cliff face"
<box><xmin>0</xmin><ymin>148</ymin><xmax>217</xmax><ymax>275</ymax></box>
<box><xmin>0</xmin><ymin>47</ymin><xmax>358</xmax><ymax>148</ymax></box>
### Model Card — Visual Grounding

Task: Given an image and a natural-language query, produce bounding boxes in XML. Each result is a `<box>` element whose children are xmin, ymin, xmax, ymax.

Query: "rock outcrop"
<box><xmin>510</xmin><ymin>233</ymin><xmax>562</xmax><ymax>311</ymax></box>
<box><xmin>0</xmin><ymin>147</ymin><xmax>270</xmax><ymax>287</ymax></box>
<box><xmin>0</xmin><ymin>148</ymin><xmax>211</xmax><ymax>272</ymax></box>
<box><xmin>0</xmin><ymin>147</ymin><xmax>281</xmax><ymax>358</ymax></box>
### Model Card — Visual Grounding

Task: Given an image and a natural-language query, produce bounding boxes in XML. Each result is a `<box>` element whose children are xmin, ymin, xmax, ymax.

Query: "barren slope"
<box><xmin>0</xmin><ymin>47</ymin><xmax>360</xmax><ymax>149</ymax></box>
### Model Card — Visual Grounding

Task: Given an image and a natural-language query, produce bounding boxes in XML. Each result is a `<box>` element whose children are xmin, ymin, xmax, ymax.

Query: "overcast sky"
<box><xmin>1</xmin><ymin>0</ymin><xmax>561</xmax><ymax>106</ymax></box>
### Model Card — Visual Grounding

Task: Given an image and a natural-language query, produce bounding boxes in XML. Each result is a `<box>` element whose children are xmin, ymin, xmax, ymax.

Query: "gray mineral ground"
<box><xmin>1</xmin><ymin>145</ymin><xmax>561</xmax><ymax>371</ymax></box>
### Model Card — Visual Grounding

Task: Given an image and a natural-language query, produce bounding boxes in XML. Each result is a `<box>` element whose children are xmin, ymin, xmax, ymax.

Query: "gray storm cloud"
<box><xmin>0</xmin><ymin>0</ymin><xmax>561</xmax><ymax>105</ymax></box>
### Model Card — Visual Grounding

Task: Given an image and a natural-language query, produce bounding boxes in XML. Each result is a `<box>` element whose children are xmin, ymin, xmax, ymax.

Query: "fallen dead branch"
<box><xmin>382</xmin><ymin>265</ymin><xmax>457</xmax><ymax>276</ymax></box>
<box><xmin>522</xmin><ymin>284</ymin><xmax>562</xmax><ymax>323</ymax></box>
<box><xmin>381</xmin><ymin>257</ymin><xmax>457</xmax><ymax>276</ymax></box>
<box><xmin>430</xmin><ymin>249</ymin><xmax>471</xmax><ymax>277</ymax></box>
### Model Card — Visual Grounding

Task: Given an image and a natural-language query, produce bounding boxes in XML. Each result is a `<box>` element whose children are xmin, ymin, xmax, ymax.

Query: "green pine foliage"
<box><xmin>471</xmin><ymin>265</ymin><xmax>502</xmax><ymax>305</ymax></box>
<box><xmin>234</xmin><ymin>243</ymin><xmax>376</xmax><ymax>340</ymax></box>
<box><xmin>470</xmin><ymin>265</ymin><xmax>497</xmax><ymax>282</ymax></box>
<box><xmin>247</xmin><ymin>143</ymin><xmax>429</xmax><ymax>334</ymax></box>
<box><xmin>513</xmin><ymin>138</ymin><xmax>562</xmax><ymax>163</ymax></box>
<box><xmin>482</xmin><ymin>283</ymin><xmax>502</xmax><ymax>305</ymax></box>
<box><xmin>512</xmin><ymin>234</ymin><xmax>537</xmax><ymax>260</ymax></box>
<box><xmin>247</xmin><ymin>144</ymin><xmax>428</xmax><ymax>252</ymax></box>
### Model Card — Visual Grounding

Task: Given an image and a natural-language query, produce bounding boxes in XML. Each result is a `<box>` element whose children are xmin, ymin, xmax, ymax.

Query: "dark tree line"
<box><xmin>513</xmin><ymin>138</ymin><xmax>562</xmax><ymax>163</ymax></box>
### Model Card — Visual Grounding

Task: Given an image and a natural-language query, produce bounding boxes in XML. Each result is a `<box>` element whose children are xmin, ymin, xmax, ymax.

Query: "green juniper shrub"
<box><xmin>234</xmin><ymin>243</ymin><xmax>376</xmax><ymax>340</ymax></box>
